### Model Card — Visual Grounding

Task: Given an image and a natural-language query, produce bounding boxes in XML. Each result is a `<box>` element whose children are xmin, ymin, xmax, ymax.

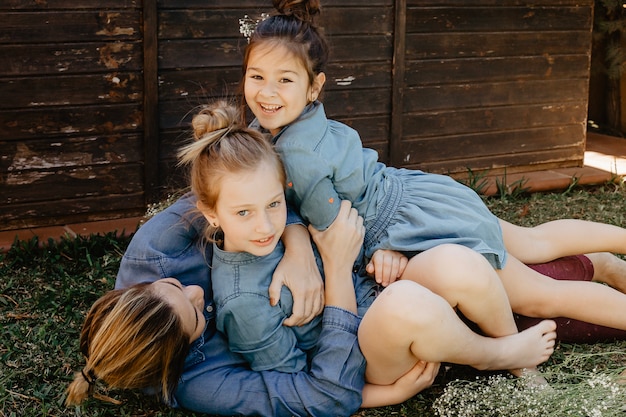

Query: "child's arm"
<box><xmin>361</xmin><ymin>361</ymin><xmax>440</xmax><ymax>408</ymax></box>
<box><xmin>271</xmin><ymin>223</ymin><xmax>324</xmax><ymax>327</ymax></box>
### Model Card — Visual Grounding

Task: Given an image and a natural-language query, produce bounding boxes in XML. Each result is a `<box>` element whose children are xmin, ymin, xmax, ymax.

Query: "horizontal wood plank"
<box><xmin>406</xmin><ymin>31</ymin><xmax>591</xmax><ymax>59</ymax></box>
<box><xmin>1</xmin><ymin>73</ymin><xmax>143</xmax><ymax>109</ymax></box>
<box><xmin>407</xmin><ymin>6</ymin><xmax>592</xmax><ymax>33</ymax></box>
<box><xmin>406</xmin><ymin>55</ymin><xmax>589</xmax><ymax>86</ymax></box>
<box><xmin>1</xmin><ymin>164</ymin><xmax>144</xmax><ymax>205</ymax></box>
<box><xmin>403</xmin><ymin>79</ymin><xmax>589</xmax><ymax>112</ymax></box>
<box><xmin>0</xmin><ymin>104</ymin><xmax>142</xmax><ymax>140</ymax></box>
<box><xmin>402</xmin><ymin>102</ymin><xmax>588</xmax><ymax>138</ymax></box>
<box><xmin>1</xmin><ymin>134</ymin><xmax>143</xmax><ymax>172</ymax></box>
<box><xmin>0</xmin><ymin>11</ymin><xmax>141</xmax><ymax>44</ymax></box>
<box><xmin>0</xmin><ymin>42</ymin><xmax>142</xmax><ymax>76</ymax></box>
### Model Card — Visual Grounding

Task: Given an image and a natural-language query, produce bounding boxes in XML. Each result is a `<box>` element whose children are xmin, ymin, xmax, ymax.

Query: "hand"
<box><xmin>391</xmin><ymin>360</ymin><xmax>440</xmax><ymax>399</ymax></box>
<box><xmin>308</xmin><ymin>201</ymin><xmax>364</xmax><ymax>313</ymax></box>
<box><xmin>361</xmin><ymin>361</ymin><xmax>441</xmax><ymax>408</ymax></box>
<box><xmin>308</xmin><ymin>200</ymin><xmax>364</xmax><ymax>270</ymax></box>
<box><xmin>270</xmin><ymin>225</ymin><xmax>324</xmax><ymax>327</ymax></box>
<box><xmin>366</xmin><ymin>249</ymin><xmax>408</xmax><ymax>287</ymax></box>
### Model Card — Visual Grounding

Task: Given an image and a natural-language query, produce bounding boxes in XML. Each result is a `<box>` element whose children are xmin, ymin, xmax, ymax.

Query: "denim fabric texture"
<box><xmin>212</xmin><ymin>240</ymin><xmax>323</xmax><ymax>372</ymax></box>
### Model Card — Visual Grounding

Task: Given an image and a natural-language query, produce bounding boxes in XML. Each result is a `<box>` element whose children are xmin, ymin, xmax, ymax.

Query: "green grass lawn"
<box><xmin>1</xmin><ymin>183</ymin><xmax>626</xmax><ymax>416</ymax></box>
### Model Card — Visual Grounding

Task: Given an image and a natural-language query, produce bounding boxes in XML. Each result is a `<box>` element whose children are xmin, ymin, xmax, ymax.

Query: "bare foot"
<box><xmin>482</xmin><ymin>320</ymin><xmax>557</xmax><ymax>372</ymax></box>
<box><xmin>588</xmin><ymin>252</ymin><xmax>626</xmax><ymax>293</ymax></box>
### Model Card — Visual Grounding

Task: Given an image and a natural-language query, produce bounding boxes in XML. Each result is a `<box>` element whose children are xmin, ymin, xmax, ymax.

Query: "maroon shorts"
<box><xmin>516</xmin><ymin>255</ymin><xmax>626</xmax><ymax>343</ymax></box>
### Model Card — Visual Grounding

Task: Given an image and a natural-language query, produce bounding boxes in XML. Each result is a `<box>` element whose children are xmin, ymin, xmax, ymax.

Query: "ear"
<box><xmin>196</xmin><ymin>201</ymin><xmax>219</xmax><ymax>227</ymax></box>
<box><xmin>309</xmin><ymin>72</ymin><xmax>326</xmax><ymax>102</ymax></box>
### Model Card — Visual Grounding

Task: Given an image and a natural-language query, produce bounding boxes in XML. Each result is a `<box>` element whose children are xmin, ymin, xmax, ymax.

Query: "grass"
<box><xmin>1</xmin><ymin>182</ymin><xmax>626</xmax><ymax>416</ymax></box>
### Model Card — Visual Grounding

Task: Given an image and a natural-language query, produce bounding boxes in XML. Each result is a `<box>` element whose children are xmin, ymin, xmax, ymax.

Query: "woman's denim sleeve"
<box><xmin>114</xmin><ymin>193</ymin><xmax>212</xmax><ymax>293</ymax></box>
<box><xmin>174</xmin><ymin>306</ymin><xmax>365</xmax><ymax>417</ymax></box>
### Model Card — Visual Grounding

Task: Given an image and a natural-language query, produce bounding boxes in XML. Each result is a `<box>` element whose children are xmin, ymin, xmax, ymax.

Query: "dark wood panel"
<box><xmin>158</xmin><ymin>7</ymin><xmax>392</xmax><ymax>39</ymax></box>
<box><xmin>0</xmin><ymin>193</ymin><xmax>145</xmax><ymax>230</ymax></box>
<box><xmin>0</xmin><ymin>104</ymin><xmax>142</xmax><ymax>140</ymax></box>
<box><xmin>407</xmin><ymin>6</ymin><xmax>591</xmax><ymax>33</ymax></box>
<box><xmin>1</xmin><ymin>0</ymin><xmax>138</xmax><ymax>10</ymax></box>
<box><xmin>406</xmin><ymin>55</ymin><xmax>589</xmax><ymax>86</ymax></box>
<box><xmin>0</xmin><ymin>164</ymin><xmax>143</xmax><ymax>205</ymax></box>
<box><xmin>0</xmin><ymin>134</ymin><xmax>143</xmax><ymax>173</ymax></box>
<box><xmin>402</xmin><ymin>102</ymin><xmax>588</xmax><ymax>138</ymax></box>
<box><xmin>1</xmin><ymin>73</ymin><xmax>143</xmax><ymax>109</ymax></box>
<box><xmin>0</xmin><ymin>42</ymin><xmax>142</xmax><ymax>76</ymax></box>
<box><xmin>0</xmin><ymin>11</ymin><xmax>141</xmax><ymax>44</ymax></box>
<box><xmin>403</xmin><ymin>79</ymin><xmax>589</xmax><ymax>112</ymax></box>
<box><xmin>399</xmin><ymin>124</ymin><xmax>584</xmax><ymax>165</ymax></box>
<box><xmin>158</xmin><ymin>0</ymin><xmax>392</xmax><ymax>9</ymax></box>
<box><xmin>409</xmin><ymin>0</ymin><xmax>592</xmax><ymax>6</ymax></box>
<box><xmin>406</xmin><ymin>31</ymin><xmax>591</xmax><ymax>59</ymax></box>
<box><xmin>415</xmin><ymin>147</ymin><xmax>584</xmax><ymax>175</ymax></box>
<box><xmin>158</xmin><ymin>35</ymin><xmax>391</xmax><ymax>69</ymax></box>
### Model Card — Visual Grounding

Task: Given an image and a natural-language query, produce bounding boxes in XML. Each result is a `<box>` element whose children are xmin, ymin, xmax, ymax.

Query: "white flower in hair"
<box><xmin>239</xmin><ymin>13</ymin><xmax>270</xmax><ymax>43</ymax></box>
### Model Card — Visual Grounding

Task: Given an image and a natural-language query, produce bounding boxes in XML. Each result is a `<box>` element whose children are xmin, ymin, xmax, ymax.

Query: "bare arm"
<box><xmin>361</xmin><ymin>361</ymin><xmax>440</xmax><ymax>408</ymax></box>
<box><xmin>308</xmin><ymin>200</ymin><xmax>364</xmax><ymax>314</ymax></box>
<box><xmin>270</xmin><ymin>224</ymin><xmax>325</xmax><ymax>326</ymax></box>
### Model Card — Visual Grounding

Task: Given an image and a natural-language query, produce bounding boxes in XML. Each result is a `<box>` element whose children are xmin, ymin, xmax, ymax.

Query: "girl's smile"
<box><xmin>244</xmin><ymin>44</ymin><xmax>325</xmax><ymax>136</ymax></box>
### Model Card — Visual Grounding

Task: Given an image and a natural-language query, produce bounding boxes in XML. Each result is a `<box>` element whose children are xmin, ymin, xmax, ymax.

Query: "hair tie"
<box><xmin>81</xmin><ymin>369</ymin><xmax>96</xmax><ymax>386</ymax></box>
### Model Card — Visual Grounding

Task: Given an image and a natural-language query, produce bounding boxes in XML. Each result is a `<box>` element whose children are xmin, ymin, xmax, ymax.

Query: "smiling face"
<box><xmin>244</xmin><ymin>43</ymin><xmax>325</xmax><ymax>136</ymax></box>
<box><xmin>152</xmin><ymin>278</ymin><xmax>206</xmax><ymax>342</ymax></box>
<box><xmin>201</xmin><ymin>160</ymin><xmax>287</xmax><ymax>257</ymax></box>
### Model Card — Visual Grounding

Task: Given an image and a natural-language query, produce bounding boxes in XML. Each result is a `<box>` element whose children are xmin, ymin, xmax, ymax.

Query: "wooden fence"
<box><xmin>0</xmin><ymin>0</ymin><xmax>593</xmax><ymax>230</ymax></box>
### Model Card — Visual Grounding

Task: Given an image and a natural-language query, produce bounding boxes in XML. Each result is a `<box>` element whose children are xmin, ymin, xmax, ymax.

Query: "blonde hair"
<box><xmin>177</xmin><ymin>99</ymin><xmax>285</xmax><ymax>242</ymax></box>
<box><xmin>65</xmin><ymin>283</ymin><xmax>189</xmax><ymax>406</ymax></box>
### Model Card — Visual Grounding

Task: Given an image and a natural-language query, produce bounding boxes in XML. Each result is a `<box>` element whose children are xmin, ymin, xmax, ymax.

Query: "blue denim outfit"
<box><xmin>115</xmin><ymin>193</ymin><xmax>366</xmax><ymax>416</ymax></box>
<box><xmin>212</xmin><ymin>235</ymin><xmax>379</xmax><ymax>374</ymax></box>
<box><xmin>212</xmin><ymin>241</ymin><xmax>323</xmax><ymax>372</ymax></box>
<box><xmin>251</xmin><ymin>101</ymin><xmax>507</xmax><ymax>269</ymax></box>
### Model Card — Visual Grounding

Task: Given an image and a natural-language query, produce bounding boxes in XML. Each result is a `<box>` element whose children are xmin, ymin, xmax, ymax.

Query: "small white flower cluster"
<box><xmin>432</xmin><ymin>370</ymin><xmax>626</xmax><ymax>417</ymax></box>
<box><xmin>239</xmin><ymin>13</ymin><xmax>270</xmax><ymax>43</ymax></box>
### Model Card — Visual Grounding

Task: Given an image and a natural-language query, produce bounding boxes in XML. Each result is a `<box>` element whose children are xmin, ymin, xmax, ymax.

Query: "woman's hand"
<box><xmin>308</xmin><ymin>201</ymin><xmax>364</xmax><ymax>313</ymax></box>
<box><xmin>308</xmin><ymin>201</ymin><xmax>364</xmax><ymax>270</ymax></box>
<box><xmin>271</xmin><ymin>224</ymin><xmax>324</xmax><ymax>327</ymax></box>
<box><xmin>361</xmin><ymin>361</ymin><xmax>440</xmax><ymax>408</ymax></box>
<box><xmin>366</xmin><ymin>249</ymin><xmax>408</xmax><ymax>287</ymax></box>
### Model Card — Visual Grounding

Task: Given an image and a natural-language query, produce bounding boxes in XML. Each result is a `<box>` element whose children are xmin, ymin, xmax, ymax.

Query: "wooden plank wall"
<box><xmin>0</xmin><ymin>0</ymin><xmax>145</xmax><ymax>230</ymax></box>
<box><xmin>394</xmin><ymin>0</ymin><xmax>593</xmax><ymax>176</ymax></box>
<box><xmin>0</xmin><ymin>0</ymin><xmax>593</xmax><ymax>231</ymax></box>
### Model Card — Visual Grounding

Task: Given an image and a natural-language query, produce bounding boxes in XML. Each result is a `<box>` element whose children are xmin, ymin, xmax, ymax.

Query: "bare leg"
<box><xmin>358</xmin><ymin>280</ymin><xmax>557</xmax><ymax>385</ymax></box>
<box><xmin>498</xmin><ymin>254</ymin><xmax>626</xmax><ymax>330</ymax></box>
<box><xmin>587</xmin><ymin>252</ymin><xmax>626</xmax><ymax>292</ymax></box>
<box><xmin>402</xmin><ymin>244</ymin><xmax>554</xmax><ymax>378</ymax></box>
<box><xmin>500</xmin><ymin>219</ymin><xmax>626</xmax><ymax>264</ymax></box>
<box><xmin>403</xmin><ymin>245</ymin><xmax>519</xmax><ymax>340</ymax></box>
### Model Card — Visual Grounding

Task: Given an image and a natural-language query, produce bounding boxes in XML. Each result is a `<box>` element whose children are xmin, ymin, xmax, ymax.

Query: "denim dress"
<box><xmin>254</xmin><ymin>101</ymin><xmax>507</xmax><ymax>269</ymax></box>
<box><xmin>115</xmin><ymin>193</ymin><xmax>366</xmax><ymax>417</ymax></box>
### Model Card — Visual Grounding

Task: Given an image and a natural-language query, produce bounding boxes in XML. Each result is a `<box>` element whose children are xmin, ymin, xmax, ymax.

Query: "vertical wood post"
<box><xmin>389</xmin><ymin>0</ymin><xmax>407</xmax><ymax>167</ymax></box>
<box><xmin>143</xmin><ymin>0</ymin><xmax>159</xmax><ymax>204</ymax></box>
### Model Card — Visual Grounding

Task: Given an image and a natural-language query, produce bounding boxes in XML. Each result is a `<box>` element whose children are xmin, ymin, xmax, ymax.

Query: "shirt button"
<box><xmin>206</xmin><ymin>305</ymin><xmax>214</xmax><ymax>313</ymax></box>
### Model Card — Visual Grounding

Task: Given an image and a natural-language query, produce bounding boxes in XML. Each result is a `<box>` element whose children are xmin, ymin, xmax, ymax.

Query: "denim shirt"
<box><xmin>212</xmin><ymin>240</ymin><xmax>323</xmax><ymax>373</ymax></box>
<box><xmin>115</xmin><ymin>193</ymin><xmax>365</xmax><ymax>416</ymax></box>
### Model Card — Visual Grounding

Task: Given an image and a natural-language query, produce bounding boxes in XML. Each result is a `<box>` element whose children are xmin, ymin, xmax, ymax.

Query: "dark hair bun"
<box><xmin>273</xmin><ymin>0</ymin><xmax>321</xmax><ymax>22</ymax></box>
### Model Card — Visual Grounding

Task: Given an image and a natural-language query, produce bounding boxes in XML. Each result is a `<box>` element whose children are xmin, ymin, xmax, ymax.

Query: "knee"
<box><xmin>377</xmin><ymin>281</ymin><xmax>451</xmax><ymax>327</ymax></box>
